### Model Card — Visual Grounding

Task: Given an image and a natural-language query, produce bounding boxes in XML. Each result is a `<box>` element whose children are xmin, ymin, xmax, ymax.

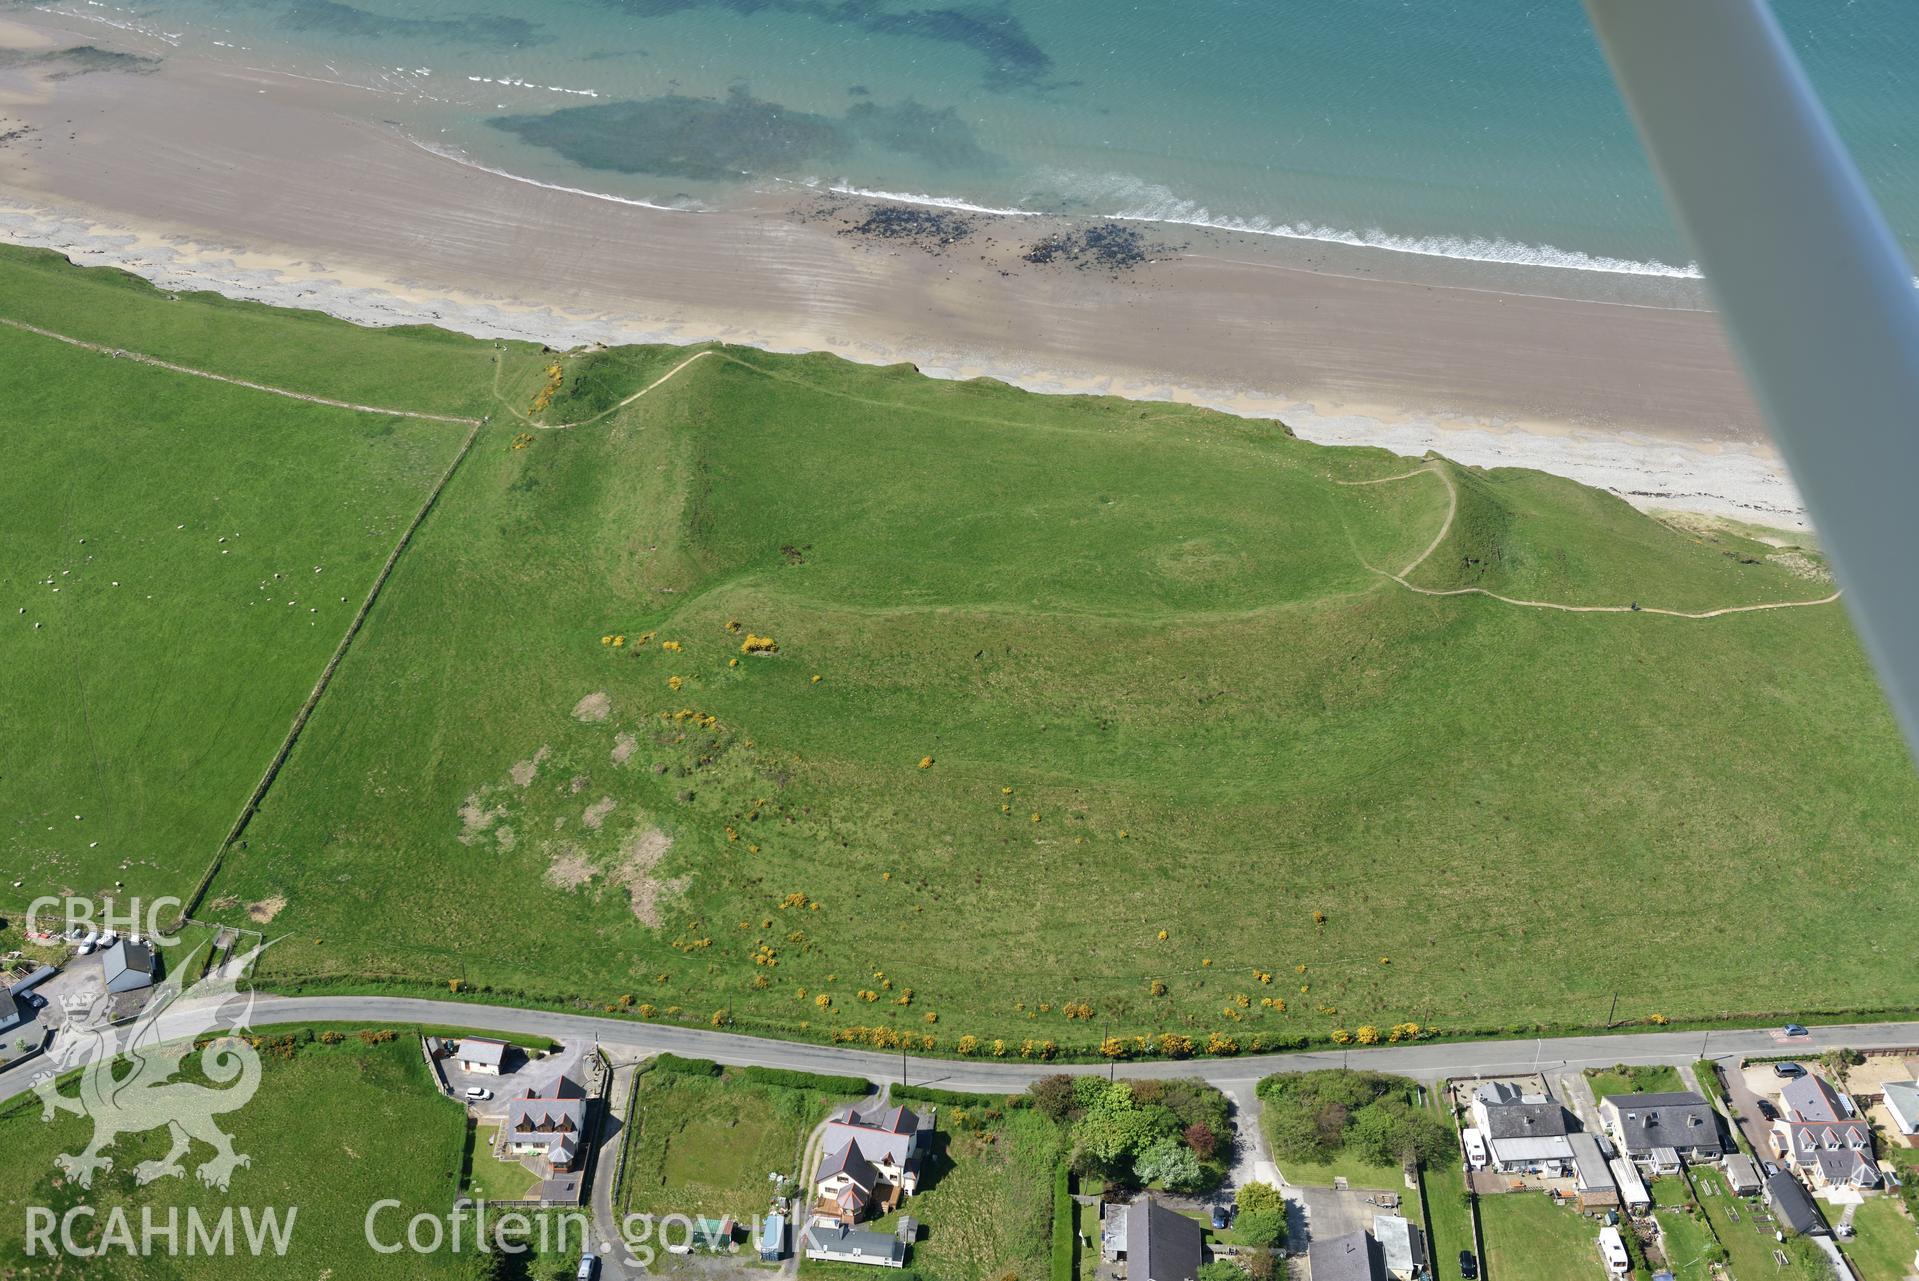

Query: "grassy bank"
<box><xmin>4</xmin><ymin>243</ymin><xmax>1917</xmax><ymax>1055</ymax></box>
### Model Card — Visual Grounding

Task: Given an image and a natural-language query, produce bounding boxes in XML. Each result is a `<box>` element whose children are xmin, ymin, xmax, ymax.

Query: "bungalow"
<box><xmin>1308</xmin><ymin>1230</ymin><xmax>1385</xmax><ymax>1281</ymax></box>
<box><xmin>1884</xmin><ymin>1080</ymin><xmax>1919</xmax><ymax>1139</ymax></box>
<box><xmin>101</xmin><ymin>939</ymin><xmax>157</xmax><ymax>994</ymax></box>
<box><xmin>457</xmin><ymin>1038</ymin><xmax>512</xmax><ymax>1076</ymax></box>
<box><xmin>801</xmin><ymin>1219</ymin><xmax>905</xmax><ymax>1268</ymax></box>
<box><xmin>1374</xmin><ymin>1213</ymin><xmax>1425</xmax><ymax>1281</ymax></box>
<box><xmin>1599</xmin><ymin>1092</ymin><xmax>1724</xmax><ymax>1166</ymax></box>
<box><xmin>503</xmin><ymin>1054</ymin><xmax>588</xmax><ymax>1175</ymax></box>
<box><xmin>1722</xmin><ymin>1153</ymin><xmax>1763</xmax><ymax>1196</ymax></box>
<box><xmin>813</xmin><ymin>1104</ymin><xmax>934</xmax><ymax>1223</ymax></box>
<box><xmin>1772</xmin><ymin>1075</ymin><xmax>1880</xmax><ymax>1190</ymax></box>
<box><xmin>1123</xmin><ymin>1196</ymin><xmax>1202</xmax><ymax>1281</ymax></box>
<box><xmin>1468</xmin><ymin>1081</ymin><xmax>1575</xmax><ymax>1173</ymax></box>
<box><xmin>1764</xmin><ymin>1172</ymin><xmax>1825</xmax><ymax>1237</ymax></box>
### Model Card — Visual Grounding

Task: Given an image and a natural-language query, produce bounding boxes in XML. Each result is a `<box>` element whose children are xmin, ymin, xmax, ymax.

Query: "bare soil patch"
<box><xmin>459</xmin><ymin>793</ymin><xmax>505</xmax><ymax>843</ymax></box>
<box><xmin>611</xmin><ymin>732</ymin><xmax>638</xmax><ymax>765</ymax></box>
<box><xmin>571</xmin><ymin>691</ymin><xmax>612</xmax><ymax>723</ymax></box>
<box><xmin>582</xmin><ymin>796</ymin><xmax>617</xmax><ymax>830</ymax></box>
<box><xmin>544</xmin><ymin>841</ymin><xmax>594</xmax><ymax>890</ymax></box>
<box><xmin>509</xmin><ymin>745</ymin><xmax>551</xmax><ymax>787</ymax></box>
<box><xmin>246</xmin><ymin>895</ymin><xmax>287</xmax><ymax>924</ymax></box>
<box><xmin>614</xmin><ymin>827</ymin><xmax>681</xmax><ymax>927</ymax></box>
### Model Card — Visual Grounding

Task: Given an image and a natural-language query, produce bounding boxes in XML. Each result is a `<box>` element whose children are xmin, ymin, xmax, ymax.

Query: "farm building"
<box><xmin>0</xmin><ymin>988</ymin><xmax>20</xmax><ymax>1034</ymax></box>
<box><xmin>456</xmin><ymin>1037</ymin><xmax>511</xmax><ymax>1075</ymax></box>
<box><xmin>101</xmin><ymin>939</ymin><xmax>157</xmax><ymax>994</ymax></box>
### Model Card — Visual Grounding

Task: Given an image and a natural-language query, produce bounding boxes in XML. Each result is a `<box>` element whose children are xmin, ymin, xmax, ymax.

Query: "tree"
<box><xmin>1196</xmin><ymin>1262</ymin><xmax>1248</xmax><ymax>1281</ymax></box>
<box><xmin>1029</xmin><ymin>1074</ymin><xmax>1076</xmax><ymax>1121</ymax></box>
<box><xmin>1183</xmin><ymin>1121</ymin><xmax>1218</xmax><ymax>1161</ymax></box>
<box><xmin>1234</xmin><ymin>1182</ymin><xmax>1288</xmax><ymax>1249</ymax></box>
<box><xmin>1134</xmin><ymin>1134</ymin><xmax>1204</xmax><ymax>1191</ymax></box>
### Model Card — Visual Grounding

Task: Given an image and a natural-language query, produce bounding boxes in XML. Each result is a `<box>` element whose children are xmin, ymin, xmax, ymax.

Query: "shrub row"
<box><xmin>1050</xmin><ymin>1162</ymin><xmax>1074</xmax><ymax>1281</ymax></box>
<box><xmin>890</xmin><ymin>1083</ymin><xmax>1024</xmax><ymax>1108</ymax></box>
<box><xmin>740</xmin><ymin>1065</ymin><xmax>872</xmax><ymax>1095</ymax></box>
<box><xmin>652</xmin><ymin>1053</ymin><xmax>721</xmax><ymax>1076</ymax></box>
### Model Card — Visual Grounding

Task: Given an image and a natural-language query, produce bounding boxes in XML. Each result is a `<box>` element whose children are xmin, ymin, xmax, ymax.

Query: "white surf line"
<box><xmin>1345</xmin><ymin>461</ymin><xmax>1840</xmax><ymax>618</ymax></box>
<box><xmin>0</xmin><ymin>316</ymin><xmax>482</xmax><ymax>425</ymax></box>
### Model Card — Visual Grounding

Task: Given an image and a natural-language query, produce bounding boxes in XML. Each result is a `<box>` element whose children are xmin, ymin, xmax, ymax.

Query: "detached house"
<box><xmin>1772</xmin><ymin>1075</ymin><xmax>1880</xmax><ymax>1190</ymax></box>
<box><xmin>1598</xmin><ymin>1092</ymin><xmax>1724</xmax><ymax>1169</ymax></box>
<box><xmin>813</xmin><ymin>1104</ymin><xmax>935</xmax><ymax>1223</ymax></box>
<box><xmin>1467</xmin><ymin>1081</ymin><xmax>1575</xmax><ymax>1173</ymax></box>
<box><xmin>504</xmin><ymin>1052</ymin><xmax>588</xmax><ymax>1177</ymax></box>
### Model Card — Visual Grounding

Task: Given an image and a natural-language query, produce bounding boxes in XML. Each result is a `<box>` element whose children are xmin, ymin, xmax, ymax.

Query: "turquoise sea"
<box><xmin>61</xmin><ymin>0</ymin><xmax>1919</xmax><ymax>277</ymax></box>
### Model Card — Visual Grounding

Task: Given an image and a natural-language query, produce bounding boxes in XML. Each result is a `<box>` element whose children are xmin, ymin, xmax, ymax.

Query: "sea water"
<box><xmin>55</xmin><ymin>0</ymin><xmax>1919</xmax><ymax>279</ymax></box>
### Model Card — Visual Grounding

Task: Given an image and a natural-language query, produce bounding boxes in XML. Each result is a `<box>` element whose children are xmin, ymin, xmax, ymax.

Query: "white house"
<box><xmin>1882</xmin><ymin>1080</ymin><xmax>1919</xmax><ymax>1139</ymax></box>
<box><xmin>1468</xmin><ymin>1081</ymin><xmax>1575</xmax><ymax>1173</ymax></box>
<box><xmin>457</xmin><ymin>1037</ymin><xmax>511</xmax><ymax>1075</ymax></box>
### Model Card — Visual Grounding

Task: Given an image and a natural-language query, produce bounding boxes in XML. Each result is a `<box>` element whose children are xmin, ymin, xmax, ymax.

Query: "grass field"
<box><xmin>7</xmin><ymin>244</ymin><xmax>1919</xmax><ymax>1053</ymax></box>
<box><xmin>618</xmin><ymin>1068</ymin><xmax>853</xmax><ymax>1221</ymax></box>
<box><xmin>1421</xmin><ymin>1091</ymin><xmax>1475</xmax><ymax>1281</ymax></box>
<box><xmin>1689</xmin><ymin>1167</ymin><xmax>1828</xmax><ymax>1281</ymax></box>
<box><xmin>1475</xmin><ymin>1193</ymin><xmax>1604</xmax><ymax>1281</ymax></box>
<box><xmin>1649</xmin><ymin>1176</ymin><xmax>1718</xmax><ymax>1281</ymax></box>
<box><xmin>1841</xmin><ymin>1196</ymin><xmax>1919</xmax><ymax>1281</ymax></box>
<box><xmin>806</xmin><ymin>1107</ymin><xmax>1062</xmax><ymax>1281</ymax></box>
<box><xmin>1586</xmin><ymin>1065</ymin><xmax>1687</xmax><ymax>1102</ymax></box>
<box><xmin>0</xmin><ymin>1029</ymin><xmax>553</xmax><ymax>1279</ymax></box>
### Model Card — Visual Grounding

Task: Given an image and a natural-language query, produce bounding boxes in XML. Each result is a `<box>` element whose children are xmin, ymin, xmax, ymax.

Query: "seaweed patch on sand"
<box><xmin>1022</xmin><ymin>222</ymin><xmax>1182</xmax><ymax>274</ymax></box>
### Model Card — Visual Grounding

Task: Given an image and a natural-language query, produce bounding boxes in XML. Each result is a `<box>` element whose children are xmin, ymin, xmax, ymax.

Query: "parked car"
<box><xmin>1763</xmin><ymin>1161</ymin><xmax>1781</xmax><ymax>1177</ymax></box>
<box><xmin>1782</xmin><ymin>1023</ymin><xmax>1809</xmax><ymax>1037</ymax></box>
<box><xmin>1756</xmin><ymin>1099</ymin><xmax>1778</xmax><ymax>1120</ymax></box>
<box><xmin>1459</xmin><ymin>1249</ymin><xmax>1480</xmax><ymax>1279</ymax></box>
<box><xmin>463</xmin><ymin>1087</ymin><xmax>493</xmax><ymax>1102</ymax></box>
<box><xmin>576</xmin><ymin>1253</ymin><xmax>598</xmax><ymax>1280</ymax></box>
<box><xmin>1210</xmin><ymin>1205</ymin><xmax>1230</xmax><ymax>1230</ymax></box>
<box><xmin>1773</xmin><ymin>1062</ymin><xmax>1806</xmax><ymax>1079</ymax></box>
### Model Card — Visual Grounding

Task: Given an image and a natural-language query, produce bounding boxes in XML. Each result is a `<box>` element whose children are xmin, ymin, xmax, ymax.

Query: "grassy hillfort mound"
<box><xmin>2</xmin><ymin>244</ymin><xmax>1913</xmax><ymax>1057</ymax></box>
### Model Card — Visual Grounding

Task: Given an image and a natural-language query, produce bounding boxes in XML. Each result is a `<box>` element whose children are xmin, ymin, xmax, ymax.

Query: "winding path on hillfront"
<box><xmin>1339</xmin><ymin>459</ymin><xmax>1842</xmax><ymax>618</ymax></box>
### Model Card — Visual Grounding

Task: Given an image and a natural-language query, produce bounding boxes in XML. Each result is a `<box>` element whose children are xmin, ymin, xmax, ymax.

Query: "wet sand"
<box><xmin>0</xmin><ymin>11</ymin><xmax>1804</xmax><ymax>525</ymax></box>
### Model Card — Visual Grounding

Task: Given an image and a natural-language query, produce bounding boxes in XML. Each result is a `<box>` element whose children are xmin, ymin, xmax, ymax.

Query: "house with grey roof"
<box><xmin>813</xmin><ymin>1104</ymin><xmax>933</xmax><ymax>1223</ymax></box>
<box><xmin>101</xmin><ymin>939</ymin><xmax>157</xmax><ymax>994</ymax></box>
<box><xmin>0</xmin><ymin>988</ymin><xmax>21</xmax><ymax>1034</ymax></box>
<box><xmin>801</xmin><ymin>1219</ymin><xmax>905</xmax><ymax>1268</ymax></box>
<box><xmin>1309</xmin><ymin>1229</ymin><xmax>1385</xmax><ymax>1281</ymax></box>
<box><xmin>1764</xmin><ymin>1172</ymin><xmax>1825</xmax><ymax>1237</ymax></box>
<box><xmin>456</xmin><ymin>1037</ymin><xmax>512</xmax><ymax>1075</ymax></box>
<box><xmin>1123</xmin><ymin>1196</ymin><xmax>1202</xmax><ymax>1281</ymax></box>
<box><xmin>1598</xmin><ymin>1092</ymin><xmax>1724</xmax><ymax>1166</ymax></box>
<box><xmin>1884</xmin><ymin>1080</ymin><xmax>1919</xmax><ymax>1138</ymax></box>
<box><xmin>1468</xmin><ymin>1081</ymin><xmax>1575</xmax><ymax>1172</ymax></box>
<box><xmin>503</xmin><ymin>1053</ymin><xmax>588</xmax><ymax>1175</ymax></box>
<box><xmin>1771</xmin><ymin>1074</ymin><xmax>1879</xmax><ymax>1190</ymax></box>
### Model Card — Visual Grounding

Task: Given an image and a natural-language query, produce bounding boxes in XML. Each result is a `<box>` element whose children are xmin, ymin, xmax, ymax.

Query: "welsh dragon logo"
<box><xmin>34</xmin><ymin>942</ymin><xmax>269</xmax><ymax>1191</ymax></box>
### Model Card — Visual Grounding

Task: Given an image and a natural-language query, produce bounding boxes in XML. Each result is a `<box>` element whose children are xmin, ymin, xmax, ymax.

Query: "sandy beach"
<box><xmin>0</xmin><ymin>10</ymin><xmax>1806</xmax><ymax>526</ymax></box>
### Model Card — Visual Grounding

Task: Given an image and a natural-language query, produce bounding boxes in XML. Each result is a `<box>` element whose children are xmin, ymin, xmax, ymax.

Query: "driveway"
<box><xmin>1293</xmin><ymin>1185</ymin><xmax>1402</xmax><ymax>1252</ymax></box>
